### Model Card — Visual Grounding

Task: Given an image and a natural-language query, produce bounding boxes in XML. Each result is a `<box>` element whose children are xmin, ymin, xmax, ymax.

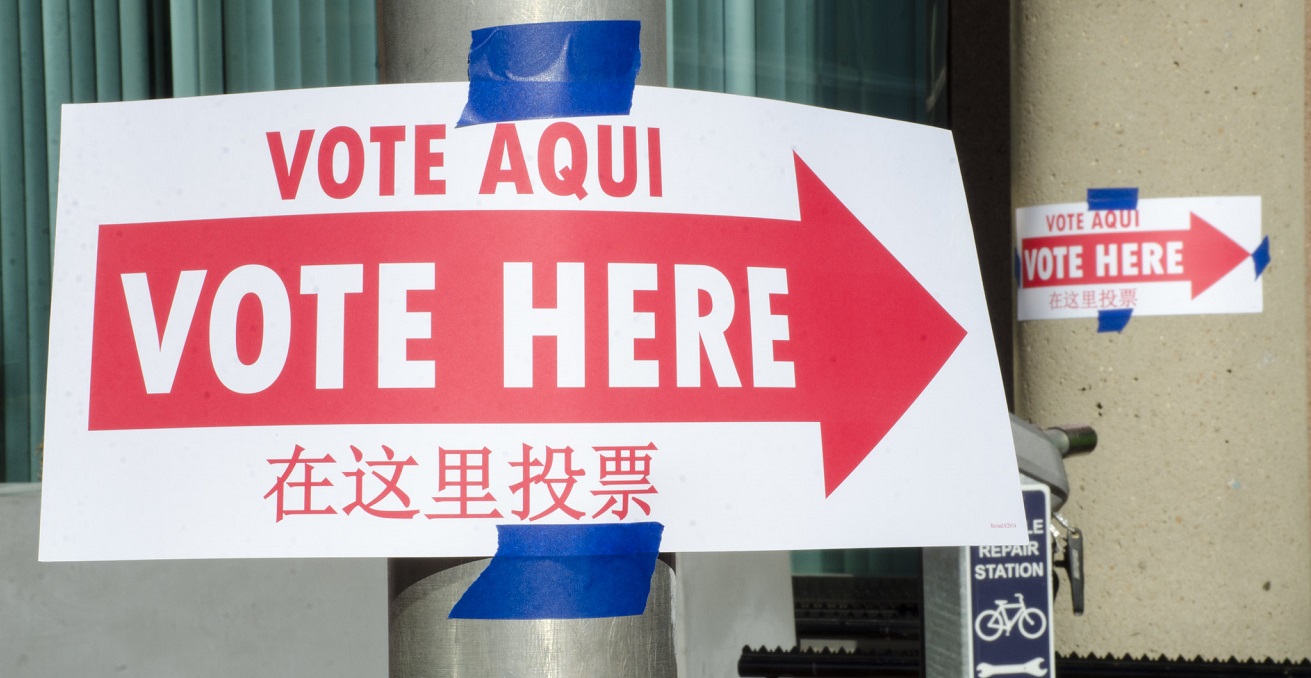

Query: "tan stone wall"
<box><xmin>1012</xmin><ymin>0</ymin><xmax>1310</xmax><ymax>658</ymax></box>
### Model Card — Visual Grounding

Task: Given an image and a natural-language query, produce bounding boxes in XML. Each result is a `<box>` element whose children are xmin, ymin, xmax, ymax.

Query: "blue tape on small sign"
<box><xmin>457</xmin><ymin>20</ymin><xmax>642</xmax><ymax>127</ymax></box>
<box><xmin>1086</xmin><ymin>187</ymin><xmax>1139</xmax><ymax>211</ymax></box>
<box><xmin>1097</xmin><ymin>308</ymin><xmax>1133</xmax><ymax>333</ymax></box>
<box><xmin>449</xmin><ymin>522</ymin><xmax>664</xmax><ymax>620</ymax></box>
<box><xmin>1252</xmin><ymin>236</ymin><xmax>1271</xmax><ymax>279</ymax></box>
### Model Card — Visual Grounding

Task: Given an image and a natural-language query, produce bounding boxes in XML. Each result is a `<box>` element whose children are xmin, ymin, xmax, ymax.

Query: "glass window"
<box><xmin>669</xmin><ymin>0</ymin><xmax>949</xmax><ymax>575</ymax></box>
<box><xmin>0</xmin><ymin>0</ymin><xmax>377</xmax><ymax>483</ymax></box>
<box><xmin>670</xmin><ymin>0</ymin><xmax>948</xmax><ymax>126</ymax></box>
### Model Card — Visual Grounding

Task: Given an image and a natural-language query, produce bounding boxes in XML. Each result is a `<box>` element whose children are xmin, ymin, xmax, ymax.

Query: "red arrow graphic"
<box><xmin>1021</xmin><ymin>213</ymin><xmax>1249</xmax><ymax>299</ymax></box>
<box><xmin>89</xmin><ymin>155</ymin><xmax>965</xmax><ymax>496</ymax></box>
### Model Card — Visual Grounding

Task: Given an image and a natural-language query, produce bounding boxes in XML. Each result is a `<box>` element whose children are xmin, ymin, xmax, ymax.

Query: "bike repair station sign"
<box><xmin>40</xmin><ymin>82</ymin><xmax>1024</xmax><ymax>561</ymax></box>
<box><xmin>970</xmin><ymin>486</ymin><xmax>1054</xmax><ymax>678</ymax></box>
<box><xmin>1017</xmin><ymin>195</ymin><xmax>1264</xmax><ymax>321</ymax></box>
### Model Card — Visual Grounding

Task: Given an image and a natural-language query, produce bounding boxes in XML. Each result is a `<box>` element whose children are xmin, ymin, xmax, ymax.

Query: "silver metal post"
<box><xmin>376</xmin><ymin>3</ymin><xmax>670</xmax><ymax>676</ymax></box>
<box><xmin>377</xmin><ymin>1</ymin><xmax>667</xmax><ymax>86</ymax></box>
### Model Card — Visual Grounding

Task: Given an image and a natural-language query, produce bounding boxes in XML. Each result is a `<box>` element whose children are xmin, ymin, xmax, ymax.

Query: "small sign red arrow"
<box><xmin>90</xmin><ymin>155</ymin><xmax>966</xmax><ymax>496</ymax></box>
<box><xmin>1021</xmin><ymin>213</ymin><xmax>1249</xmax><ymax>299</ymax></box>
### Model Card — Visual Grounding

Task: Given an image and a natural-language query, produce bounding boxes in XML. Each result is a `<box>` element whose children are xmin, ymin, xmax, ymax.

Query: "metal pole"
<box><xmin>389</xmin><ymin>557</ymin><xmax>677</xmax><ymax>677</ymax></box>
<box><xmin>376</xmin><ymin>2</ymin><xmax>670</xmax><ymax>676</ymax></box>
<box><xmin>377</xmin><ymin>1</ymin><xmax>667</xmax><ymax>86</ymax></box>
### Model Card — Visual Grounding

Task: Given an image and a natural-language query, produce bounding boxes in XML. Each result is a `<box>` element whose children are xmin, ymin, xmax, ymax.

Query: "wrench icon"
<box><xmin>976</xmin><ymin>657</ymin><xmax>1048</xmax><ymax>678</ymax></box>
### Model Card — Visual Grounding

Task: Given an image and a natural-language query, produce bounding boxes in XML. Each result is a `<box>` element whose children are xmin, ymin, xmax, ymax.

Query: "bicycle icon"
<box><xmin>974</xmin><ymin>593</ymin><xmax>1047</xmax><ymax>641</ymax></box>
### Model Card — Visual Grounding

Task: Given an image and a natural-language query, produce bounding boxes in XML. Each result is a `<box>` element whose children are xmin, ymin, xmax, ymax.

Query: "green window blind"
<box><xmin>0</xmin><ymin>0</ymin><xmax>377</xmax><ymax>483</ymax></box>
<box><xmin>670</xmin><ymin>0</ymin><xmax>947</xmax><ymax>123</ymax></box>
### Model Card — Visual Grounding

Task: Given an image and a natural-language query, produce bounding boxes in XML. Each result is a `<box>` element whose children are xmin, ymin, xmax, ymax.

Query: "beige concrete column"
<box><xmin>1013</xmin><ymin>1</ymin><xmax>1310</xmax><ymax>658</ymax></box>
<box><xmin>1306</xmin><ymin>0</ymin><xmax>1311</xmax><ymax>505</ymax></box>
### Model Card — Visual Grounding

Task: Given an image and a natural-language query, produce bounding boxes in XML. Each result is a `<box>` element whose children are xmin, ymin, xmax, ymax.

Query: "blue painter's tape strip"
<box><xmin>1097</xmin><ymin>308</ymin><xmax>1133</xmax><ymax>333</ymax></box>
<box><xmin>449</xmin><ymin>522</ymin><xmax>664</xmax><ymax>620</ymax></box>
<box><xmin>1252</xmin><ymin>236</ymin><xmax>1271</xmax><ymax>279</ymax></box>
<box><xmin>457</xmin><ymin>20</ymin><xmax>641</xmax><ymax>127</ymax></box>
<box><xmin>1087</xmin><ymin>187</ymin><xmax>1139</xmax><ymax>211</ymax></box>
